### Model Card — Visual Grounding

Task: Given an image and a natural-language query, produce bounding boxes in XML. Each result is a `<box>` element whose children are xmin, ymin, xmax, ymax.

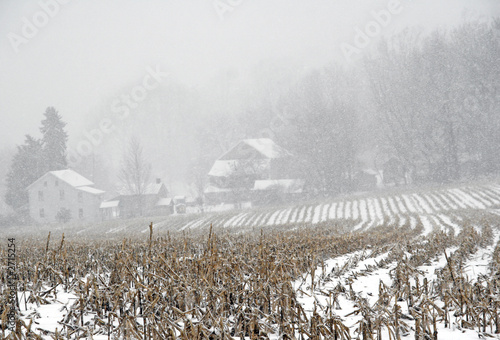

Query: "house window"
<box><xmin>78</xmin><ymin>192</ymin><xmax>83</xmax><ymax>203</ymax></box>
<box><xmin>79</xmin><ymin>208</ymin><xmax>83</xmax><ymax>219</ymax></box>
<box><xmin>60</xmin><ymin>190</ymin><xmax>65</xmax><ymax>200</ymax></box>
<box><xmin>39</xmin><ymin>208</ymin><xmax>45</xmax><ymax>218</ymax></box>
<box><xmin>55</xmin><ymin>180</ymin><xmax>59</xmax><ymax>186</ymax></box>
<box><xmin>38</xmin><ymin>191</ymin><xmax>44</xmax><ymax>201</ymax></box>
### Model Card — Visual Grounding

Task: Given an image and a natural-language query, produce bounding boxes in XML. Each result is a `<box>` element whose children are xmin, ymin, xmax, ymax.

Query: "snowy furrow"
<box><xmin>366</xmin><ymin>198</ymin><xmax>376</xmax><ymax>221</ymax></box>
<box><xmin>336</xmin><ymin>201</ymin><xmax>345</xmax><ymax>219</ymax></box>
<box><xmin>296</xmin><ymin>206</ymin><xmax>307</xmax><ymax>223</ymax></box>
<box><xmin>328</xmin><ymin>202</ymin><xmax>338</xmax><ymax>220</ymax></box>
<box><xmin>266</xmin><ymin>210</ymin><xmax>282</xmax><ymax>226</ymax></box>
<box><xmin>279</xmin><ymin>208</ymin><xmax>293</xmax><ymax>225</ymax></box>
<box><xmin>412</xmin><ymin>194</ymin><xmax>433</xmax><ymax>214</ymax></box>
<box><xmin>437</xmin><ymin>214</ymin><xmax>460</xmax><ymax>236</ymax></box>
<box><xmin>304</xmin><ymin>206</ymin><xmax>314</xmax><ymax>223</ymax></box>
<box><xmin>394</xmin><ymin>196</ymin><xmax>407</xmax><ymax>214</ymax></box>
<box><xmin>419</xmin><ymin>215</ymin><xmax>434</xmax><ymax>235</ymax></box>
<box><xmin>344</xmin><ymin>201</ymin><xmax>352</xmax><ymax>220</ymax></box>
<box><xmin>450</xmin><ymin>188</ymin><xmax>486</xmax><ymax>209</ymax></box>
<box><xmin>436</xmin><ymin>192</ymin><xmax>459</xmax><ymax>210</ymax></box>
<box><xmin>351</xmin><ymin>200</ymin><xmax>359</xmax><ymax>221</ymax></box>
<box><xmin>445</xmin><ymin>190</ymin><xmax>470</xmax><ymax>209</ymax></box>
<box><xmin>379</xmin><ymin>197</ymin><xmax>392</xmax><ymax>218</ymax></box>
<box><xmin>320</xmin><ymin>203</ymin><xmax>330</xmax><ymax>222</ymax></box>
<box><xmin>233</xmin><ymin>213</ymin><xmax>250</xmax><ymax>227</ymax></box>
<box><xmin>462</xmin><ymin>188</ymin><xmax>493</xmax><ymax>207</ymax></box>
<box><xmin>387</xmin><ymin>196</ymin><xmax>399</xmax><ymax>215</ymax></box>
<box><xmin>289</xmin><ymin>208</ymin><xmax>300</xmax><ymax>224</ymax></box>
<box><xmin>401</xmin><ymin>195</ymin><xmax>417</xmax><ymax>214</ymax></box>
<box><xmin>421</xmin><ymin>194</ymin><xmax>441</xmax><ymax>212</ymax></box>
<box><xmin>359</xmin><ymin>200</ymin><xmax>368</xmax><ymax>222</ymax></box>
<box><xmin>312</xmin><ymin>205</ymin><xmax>323</xmax><ymax>224</ymax></box>
<box><xmin>373</xmin><ymin>198</ymin><xmax>384</xmax><ymax>221</ymax></box>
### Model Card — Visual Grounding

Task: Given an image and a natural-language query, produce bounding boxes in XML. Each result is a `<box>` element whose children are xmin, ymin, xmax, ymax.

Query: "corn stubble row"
<box><xmin>0</xmin><ymin>212</ymin><xmax>499</xmax><ymax>340</ymax></box>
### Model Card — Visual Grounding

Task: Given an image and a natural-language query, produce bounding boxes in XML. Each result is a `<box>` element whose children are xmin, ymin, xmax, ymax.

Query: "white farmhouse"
<box><xmin>27</xmin><ymin>169</ymin><xmax>105</xmax><ymax>223</ymax></box>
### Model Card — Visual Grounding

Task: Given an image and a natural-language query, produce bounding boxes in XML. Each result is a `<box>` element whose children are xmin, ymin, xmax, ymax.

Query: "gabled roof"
<box><xmin>208</xmin><ymin>160</ymin><xmax>238</xmax><ymax>177</ymax></box>
<box><xmin>27</xmin><ymin>169</ymin><xmax>95</xmax><ymax>190</ymax></box>
<box><xmin>156</xmin><ymin>197</ymin><xmax>173</xmax><ymax>206</ymax></box>
<box><xmin>219</xmin><ymin>138</ymin><xmax>292</xmax><ymax>161</ymax></box>
<box><xmin>100</xmin><ymin>200</ymin><xmax>119</xmax><ymax>208</ymax></box>
<box><xmin>243</xmin><ymin>139</ymin><xmax>292</xmax><ymax>159</ymax></box>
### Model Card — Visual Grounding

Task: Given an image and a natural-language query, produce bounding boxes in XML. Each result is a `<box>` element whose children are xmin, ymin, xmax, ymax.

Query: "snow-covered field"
<box><xmin>3</xmin><ymin>181</ymin><xmax>500</xmax><ymax>339</ymax></box>
<box><xmin>165</xmin><ymin>182</ymin><xmax>500</xmax><ymax>235</ymax></box>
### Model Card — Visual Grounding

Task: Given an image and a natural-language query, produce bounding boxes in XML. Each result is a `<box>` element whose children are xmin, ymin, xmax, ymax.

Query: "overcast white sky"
<box><xmin>0</xmin><ymin>0</ymin><xmax>499</xmax><ymax>150</ymax></box>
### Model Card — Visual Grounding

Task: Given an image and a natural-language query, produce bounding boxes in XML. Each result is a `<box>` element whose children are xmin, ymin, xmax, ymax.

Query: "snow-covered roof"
<box><xmin>27</xmin><ymin>169</ymin><xmax>101</xmax><ymax>190</ymax></box>
<box><xmin>100</xmin><ymin>200</ymin><xmax>119</xmax><ymax>208</ymax></box>
<box><xmin>242</xmin><ymin>139</ymin><xmax>292</xmax><ymax>159</ymax></box>
<box><xmin>208</xmin><ymin>160</ymin><xmax>237</xmax><ymax>177</ymax></box>
<box><xmin>77</xmin><ymin>186</ymin><xmax>105</xmax><ymax>195</ymax></box>
<box><xmin>51</xmin><ymin>169</ymin><xmax>94</xmax><ymax>187</ymax></box>
<box><xmin>209</xmin><ymin>139</ymin><xmax>290</xmax><ymax>178</ymax></box>
<box><xmin>208</xmin><ymin>159</ymin><xmax>270</xmax><ymax>178</ymax></box>
<box><xmin>219</xmin><ymin>138</ymin><xmax>292</xmax><ymax>161</ymax></box>
<box><xmin>157</xmin><ymin>198</ymin><xmax>173</xmax><ymax>206</ymax></box>
<box><xmin>253</xmin><ymin>179</ymin><xmax>305</xmax><ymax>193</ymax></box>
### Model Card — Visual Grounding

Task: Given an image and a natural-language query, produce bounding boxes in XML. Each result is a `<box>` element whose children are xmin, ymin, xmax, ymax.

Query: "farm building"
<box><xmin>205</xmin><ymin>138</ymin><xmax>303</xmax><ymax>205</ymax></box>
<box><xmin>27</xmin><ymin>169</ymin><xmax>105</xmax><ymax>223</ymax></box>
<box><xmin>100</xmin><ymin>179</ymin><xmax>169</xmax><ymax>219</ymax></box>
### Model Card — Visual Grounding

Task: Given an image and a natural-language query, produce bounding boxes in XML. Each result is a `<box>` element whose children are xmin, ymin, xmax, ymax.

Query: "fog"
<box><xmin>1</xmin><ymin>0</ymin><xmax>499</xmax><ymax>216</ymax></box>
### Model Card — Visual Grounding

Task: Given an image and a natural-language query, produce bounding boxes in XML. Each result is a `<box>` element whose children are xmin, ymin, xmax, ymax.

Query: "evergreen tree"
<box><xmin>40</xmin><ymin>107</ymin><xmax>68</xmax><ymax>171</ymax></box>
<box><xmin>5</xmin><ymin>135</ymin><xmax>43</xmax><ymax>211</ymax></box>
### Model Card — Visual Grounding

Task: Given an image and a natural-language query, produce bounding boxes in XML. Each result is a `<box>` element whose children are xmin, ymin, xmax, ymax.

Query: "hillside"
<box><xmin>7</xmin><ymin>180</ymin><xmax>500</xmax><ymax>238</ymax></box>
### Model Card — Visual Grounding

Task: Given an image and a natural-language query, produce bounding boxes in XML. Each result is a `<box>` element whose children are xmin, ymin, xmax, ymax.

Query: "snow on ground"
<box><xmin>328</xmin><ymin>202</ymin><xmax>338</xmax><ymax>220</ymax></box>
<box><xmin>352</xmin><ymin>200</ymin><xmax>359</xmax><ymax>220</ymax></box>
<box><xmin>293</xmin><ymin>234</ymin><xmax>499</xmax><ymax>340</ymax></box>
<box><xmin>320</xmin><ymin>203</ymin><xmax>330</xmax><ymax>222</ymax></box>
<box><xmin>395</xmin><ymin>196</ymin><xmax>408</xmax><ymax>214</ymax></box>
<box><xmin>312</xmin><ymin>205</ymin><xmax>323</xmax><ymax>224</ymax></box>
<box><xmin>437</xmin><ymin>214</ymin><xmax>460</xmax><ymax>236</ymax></box>
<box><xmin>419</xmin><ymin>215</ymin><xmax>434</xmax><ymax>236</ymax></box>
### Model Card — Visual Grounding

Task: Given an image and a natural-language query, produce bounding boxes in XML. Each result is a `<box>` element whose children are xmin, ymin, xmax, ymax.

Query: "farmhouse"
<box><xmin>205</xmin><ymin>138</ymin><xmax>303</xmax><ymax>205</ymax></box>
<box><xmin>100</xmin><ymin>178</ymin><xmax>169</xmax><ymax>219</ymax></box>
<box><xmin>27</xmin><ymin>169</ymin><xmax>105</xmax><ymax>223</ymax></box>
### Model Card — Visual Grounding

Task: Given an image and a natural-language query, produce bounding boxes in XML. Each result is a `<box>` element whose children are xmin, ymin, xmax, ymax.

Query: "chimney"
<box><xmin>156</xmin><ymin>178</ymin><xmax>161</xmax><ymax>184</ymax></box>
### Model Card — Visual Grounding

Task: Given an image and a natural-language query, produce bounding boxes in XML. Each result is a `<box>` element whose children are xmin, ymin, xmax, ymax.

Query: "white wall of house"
<box><xmin>28</xmin><ymin>174</ymin><xmax>102</xmax><ymax>223</ymax></box>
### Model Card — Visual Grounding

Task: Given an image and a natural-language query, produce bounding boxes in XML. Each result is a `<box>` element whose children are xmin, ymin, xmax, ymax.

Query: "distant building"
<box><xmin>100</xmin><ymin>178</ymin><xmax>169</xmax><ymax>219</ymax></box>
<box><xmin>27</xmin><ymin>169</ymin><xmax>105</xmax><ymax>223</ymax></box>
<box><xmin>205</xmin><ymin>138</ymin><xmax>303</xmax><ymax>205</ymax></box>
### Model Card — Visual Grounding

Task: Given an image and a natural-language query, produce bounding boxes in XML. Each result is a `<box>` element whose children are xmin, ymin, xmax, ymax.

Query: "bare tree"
<box><xmin>118</xmin><ymin>137</ymin><xmax>152</xmax><ymax>216</ymax></box>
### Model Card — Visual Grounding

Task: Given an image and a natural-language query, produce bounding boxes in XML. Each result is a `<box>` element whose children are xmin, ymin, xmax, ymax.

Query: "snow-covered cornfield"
<box><xmin>2</xmin><ymin>182</ymin><xmax>500</xmax><ymax>339</ymax></box>
<box><xmin>169</xmin><ymin>183</ymin><xmax>500</xmax><ymax>235</ymax></box>
<box><xmin>1</xmin><ymin>215</ymin><xmax>500</xmax><ymax>339</ymax></box>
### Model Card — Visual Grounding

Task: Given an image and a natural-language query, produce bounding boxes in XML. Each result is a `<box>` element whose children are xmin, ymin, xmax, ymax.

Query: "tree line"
<box><xmin>193</xmin><ymin>19</ymin><xmax>500</xmax><ymax>195</ymax></box>
<box><xmin>5</xmin><ymin>107</ymin><xmax>68</xmax><ymax>218</ymax></box>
